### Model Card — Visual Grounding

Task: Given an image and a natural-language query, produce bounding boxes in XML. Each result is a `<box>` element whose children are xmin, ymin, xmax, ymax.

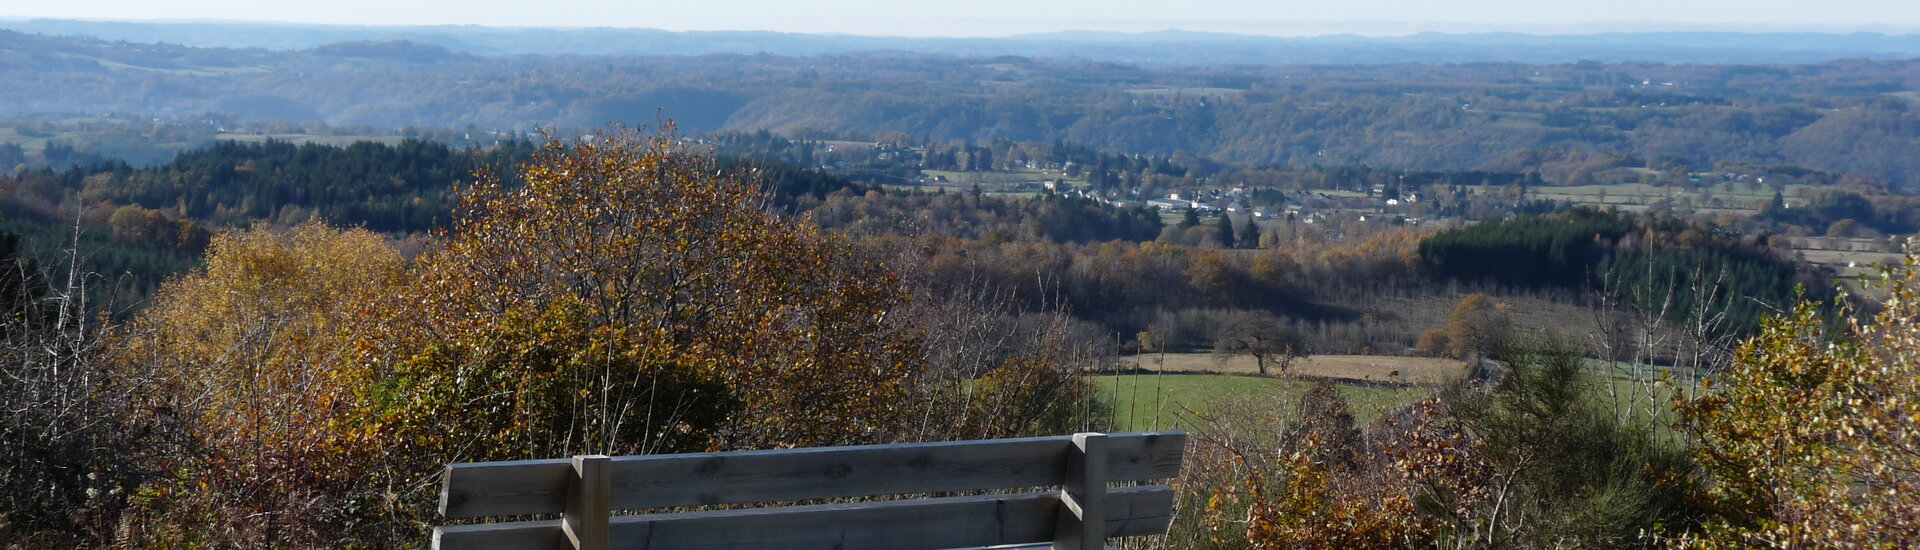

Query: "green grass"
<box><xmin>1093</xmin><ymin>373</ymin><xmax>1433</xmax><ymax>432</ymax></box>
<box><xmin>919</xmin><ymin>169</ymin><xmax>1069</xmax><ymax>186</ymax></box>
<box><xmin>213</xmin><ymin>133</ymin><xmax>411</xmax><ymax>146</ymax></box>
<box><xmin>1459</xmin><ymin>182</ymin><xmax>1821</xmax><ymax>214</ymax></box>
<box><xmin>1506</xmin><ymin>182</ymin><xmax>1820</xmax><ymax>211</ymax></box>
<box><xmin>1094</xmin><ymin>363</ymin><xmax>1695</xmax><ymax>442</ymax></box>
<box><xmin>0</xmin><ymin>127</ymin><xmax>75</xmax><ymax>151</ymax></box>
<box><xmin>1570</xmin><ymin>358</ymin><xmax>1699</xmax><ymax>448</ymax></box>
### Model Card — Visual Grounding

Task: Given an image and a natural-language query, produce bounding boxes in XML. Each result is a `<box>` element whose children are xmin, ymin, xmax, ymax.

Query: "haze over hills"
<box><xmin>8</xmin><ymin>26</ymin><xmax>1920</xmax><ymax>186</ymax></box>
<box><xmin>6</xmin><ymin>18</ymin><xmax>1920</xmax><ymax>64</ymax></box>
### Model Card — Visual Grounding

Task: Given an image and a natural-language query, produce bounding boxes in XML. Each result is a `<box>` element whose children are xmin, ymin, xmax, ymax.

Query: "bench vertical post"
<box><xmin>1054</xmin><ymin>432</ymin><xmax>1108</xmax><ymax>550</ymax></box>
<box><xmin>564</xmin><ymin>455</ymin><xmax>611</xmax><ymax>550</ymax></box>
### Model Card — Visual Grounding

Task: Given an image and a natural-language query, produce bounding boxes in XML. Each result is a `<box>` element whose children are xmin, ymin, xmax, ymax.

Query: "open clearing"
<box><xmin>1095</xmin><ymin>373</ymin><xmax>1433</xmax><ymax>432</ymax></box>
<box><xmin>1118</xmin><ymin>352</ymin><xmax>1467</xmax><ymax>385</ymax></box>
<box><xmin>1471</xmin><ymin>182</ymin><xmax>1821</xmax><ymax>213</ymax></box>
<box><xmin>214</xmin><ymin>133</ymin><xmax>411</xmax><ymax>146</ymax></box>
<box><xmin>1096</xmin><ymin>358</ymin><xmax>1692</xmax><ymax>434</ymax></box>
<box><xmin>919</xmin><ymin>168</ymin><xmax>1072</xmax><ymax>186</ymax></box>
<box><xmin>1796</xmin><ymin>248</ymin><xmax>1906</xmax><ymax>269</ymax></box>
<box><xmin>1794</xmin><ymin>247</ymin><xmax>1909</xmax><ymax>296</ymax></box>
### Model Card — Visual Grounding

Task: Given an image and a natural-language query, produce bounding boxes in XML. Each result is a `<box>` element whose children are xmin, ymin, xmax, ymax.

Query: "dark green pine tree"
<box><xmin>1241</xmin><ymin>216</ymin><xmax>1259</xmax><ymax>248</ymax></box>
<box><xmin>1182</xmin><ymin>208</ymin><xmax>1201</xmax><ymax>228</ymax></box>
<box><xmin>1217</xmin><ymin>214</ymin><xmax>1235</xmax><ymax>248</ymax></box>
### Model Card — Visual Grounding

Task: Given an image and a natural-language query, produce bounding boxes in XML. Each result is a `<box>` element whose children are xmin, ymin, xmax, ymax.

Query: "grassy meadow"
<box><xmin>1094</xmin><ymin>372</ymin><xmax>1436</xmax><ymax>432</ymax></box>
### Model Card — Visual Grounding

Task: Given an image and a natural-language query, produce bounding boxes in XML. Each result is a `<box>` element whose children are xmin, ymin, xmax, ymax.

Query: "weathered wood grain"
<box><xmin>1053</xmin><ymin>433</ymin><xmax>1107</xmax><ymax>550</ymax></box>
<box><xmin>434</xmin><ymin>485</ymin><xmax>1174</xmax><ymax>550</ymax></box>
<box><xmin>564</xmin><ymin>455</ymin><xmax>610</xmax><ymax>550</ymax></box>
<box><xmin>440</xmin><ymin>431</ymin><xmax>1184</xmax><ymax>519</ymax></box>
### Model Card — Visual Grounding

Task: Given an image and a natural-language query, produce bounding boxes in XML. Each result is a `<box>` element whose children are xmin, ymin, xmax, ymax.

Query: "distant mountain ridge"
<box><xmin>5</xmin><ymin>19</ymin><xmax>1920</xmax><ymax>64</ymax></box>
<box><xmin>9</xmin><ymin>25</ymin><xmax>1920</xmax><ymax>188</ymax></box>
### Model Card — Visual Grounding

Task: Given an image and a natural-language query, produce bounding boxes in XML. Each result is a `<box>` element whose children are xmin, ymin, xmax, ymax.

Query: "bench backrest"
<box><xmin>433</xmin><ymin>431</ymin><xmax>1187</xmax><ymax>550</ymax></box>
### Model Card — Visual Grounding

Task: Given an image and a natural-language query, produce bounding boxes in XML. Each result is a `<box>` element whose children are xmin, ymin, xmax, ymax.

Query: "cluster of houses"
<box><xmin>1686</xmin><ymin>171</ymin><xmax>1764</xmax><ymax>186</ymax></box>
<box><xmin>1136</xmin><ymin>190</ymin><xmax>1273</xmax><ymax>218</ymax></box>
<box><xmin>1031</xmin><ymin>177</ymin><xmax>1438</xmax><ymax>229</ymax></box>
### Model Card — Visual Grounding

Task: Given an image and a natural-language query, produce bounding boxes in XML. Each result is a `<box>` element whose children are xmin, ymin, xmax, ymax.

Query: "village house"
<box><xmin>1147</xmin><ymin>198</ymin><xmax>1191</xmax><ymax>211</ymax></box>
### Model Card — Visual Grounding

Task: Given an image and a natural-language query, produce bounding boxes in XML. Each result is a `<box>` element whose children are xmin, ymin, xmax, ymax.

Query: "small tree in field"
<box><xmin>1415</xmin><ymin>329</ymin><xmax>1451</xmax><ymax>357</ymax></box>
<box><xmin>1448</xmin><ymin>293</ymin><xmax>1509</xmax><ymax>359</ymax></box>
<box><xmin>1213</xmin><ymin>310</ymin><xmax>1308</xmax><ymax>375</ymax></box>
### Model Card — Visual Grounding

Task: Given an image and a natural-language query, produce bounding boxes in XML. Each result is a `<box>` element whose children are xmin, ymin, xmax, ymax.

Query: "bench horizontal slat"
<box><xmin>434</xmin><ymin>485</ymin><xmax>1175</xmax><ymax>550</ymax></box>
<box><xmin>441</xmin><ymin>431</ymin><xmax>1184</xmax><ymax>518</ymax></box>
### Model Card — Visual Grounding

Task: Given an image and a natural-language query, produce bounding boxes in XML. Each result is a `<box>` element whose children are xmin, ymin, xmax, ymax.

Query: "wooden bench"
<box><xmin>433</xmin><ymin>431</ymin><xmax>1186</xmax><ymax>550</ymax></box>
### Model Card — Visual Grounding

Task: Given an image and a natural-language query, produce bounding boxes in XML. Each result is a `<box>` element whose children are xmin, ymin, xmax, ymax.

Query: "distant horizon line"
<box><xmin>3</xmin><ymin>15</ymin><xmax>1918</xmax><ymax>40</ymax></box>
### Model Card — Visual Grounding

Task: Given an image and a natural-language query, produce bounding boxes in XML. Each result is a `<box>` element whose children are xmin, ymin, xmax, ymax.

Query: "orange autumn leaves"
<box><xmin>373</xmin><ymin>125</ymin><xmax>922</xmax><ymax>456</ymax></box>
<box><xmin>122</xmin><ymin>127</ymin><xmax>928</xmax><ymax>546</ymax></box>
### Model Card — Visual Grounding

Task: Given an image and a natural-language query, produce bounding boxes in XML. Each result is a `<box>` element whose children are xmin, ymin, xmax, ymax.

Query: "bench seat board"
<box><xmin>441</xmin><ymin>432</ymin><xmax>1185</xmax><ymax>519</ymax></box>
<box><xmin>434</xmin><ymin>485</ymin><xmax>1175</xmax><ymax>550</ymax></box>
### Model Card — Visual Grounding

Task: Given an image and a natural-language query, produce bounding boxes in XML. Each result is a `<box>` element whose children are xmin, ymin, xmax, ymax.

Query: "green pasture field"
<box><xmin>214</xmin><ymin>133</ymin><xmax>411</xmax><ymax>146</ymax></box>
<box><xmin>1094</xmin><ymin>373</ymin><xmax>1432</xmax><ymax>432</ymax></box>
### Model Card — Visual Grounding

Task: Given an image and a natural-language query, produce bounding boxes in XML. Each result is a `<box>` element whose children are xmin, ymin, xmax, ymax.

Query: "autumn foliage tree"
<box><xmin>1188</xmin><ymin>341</ymin><xmax>1702</xmax><ymax>549</ymax></box>
<box><xmin>119</xmin><ymin>223</ymin><xmax>405</xmax><ymax>546</ymax></box>
<box><xmin>1447</xmin><ymin>293</ymin><xmax>1510</xmax><ymax>359</ymax></box>
<box><xmin>1189</xmin><ymin>385</ymin><xmax>1433</xmax><ymax>550</ymax></box>
<box><xmin>105</xmin><ymin>125</ymin><xmax>935</xmax><ymax>547</ymax></box>
<box><xmin>348</xmin><ymin>125</ymin><xmax>927</xmax><ymax>511</ymax></box>
<box><xmin>1677</xmin><ymin>252</ymin><xmax>1920</xmax><ymax>548</ymax></box>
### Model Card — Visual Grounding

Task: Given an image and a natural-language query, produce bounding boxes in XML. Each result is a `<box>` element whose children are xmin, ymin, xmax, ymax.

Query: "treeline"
<box><xmin>0</xmin><ymin>137</ymin><xmax>879</xmax><ymax>305</ymax></box>
<box><xmin>20</xmin><ymin>138</ymin><xmax>873</xmax><ymax>235</ymax></box>
<box><xmin>0</xmin><ymin>138</ymin><xmax>547</xmax><ymax>301</ymax></box>
<box><xmin>45</xmin><ymin>139</ymin><xmax>539</xmax><ymax>232</ymax></box>
<box><xmin>871</xmin><ymin>220</ymin><xmax>1436</xmax><ymax>354</ymax></box>
<box><xmin>1421</xmin><ymin>207</ymin><xmax>1817</xmax><ymax>333</ymax></box>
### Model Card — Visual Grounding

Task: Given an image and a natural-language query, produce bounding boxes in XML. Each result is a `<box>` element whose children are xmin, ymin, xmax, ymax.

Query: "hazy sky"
<box><xmin>8</xmin><ymin>0</ymin><xmax>1920</xmax><ymax>36</ymax></box>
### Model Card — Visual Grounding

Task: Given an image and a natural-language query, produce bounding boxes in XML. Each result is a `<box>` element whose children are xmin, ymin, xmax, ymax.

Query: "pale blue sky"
<box><xmin>7</xmin><ymin>0</ymin><xmax>1920</xmax><ymax>36</ymax></box>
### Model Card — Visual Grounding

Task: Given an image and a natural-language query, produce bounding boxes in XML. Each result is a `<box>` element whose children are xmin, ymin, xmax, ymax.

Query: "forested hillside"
<box><xmin>10</xmin><ymin>30</ymin><xmax>1920</xmax><ymax>186</ymax></box>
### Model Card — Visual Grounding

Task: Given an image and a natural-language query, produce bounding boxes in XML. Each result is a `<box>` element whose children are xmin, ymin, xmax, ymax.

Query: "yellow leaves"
<box><xmin>1677</xmin><ymin>250</ymin><xmax>1920</xmax><ymax>548</ymax></box>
